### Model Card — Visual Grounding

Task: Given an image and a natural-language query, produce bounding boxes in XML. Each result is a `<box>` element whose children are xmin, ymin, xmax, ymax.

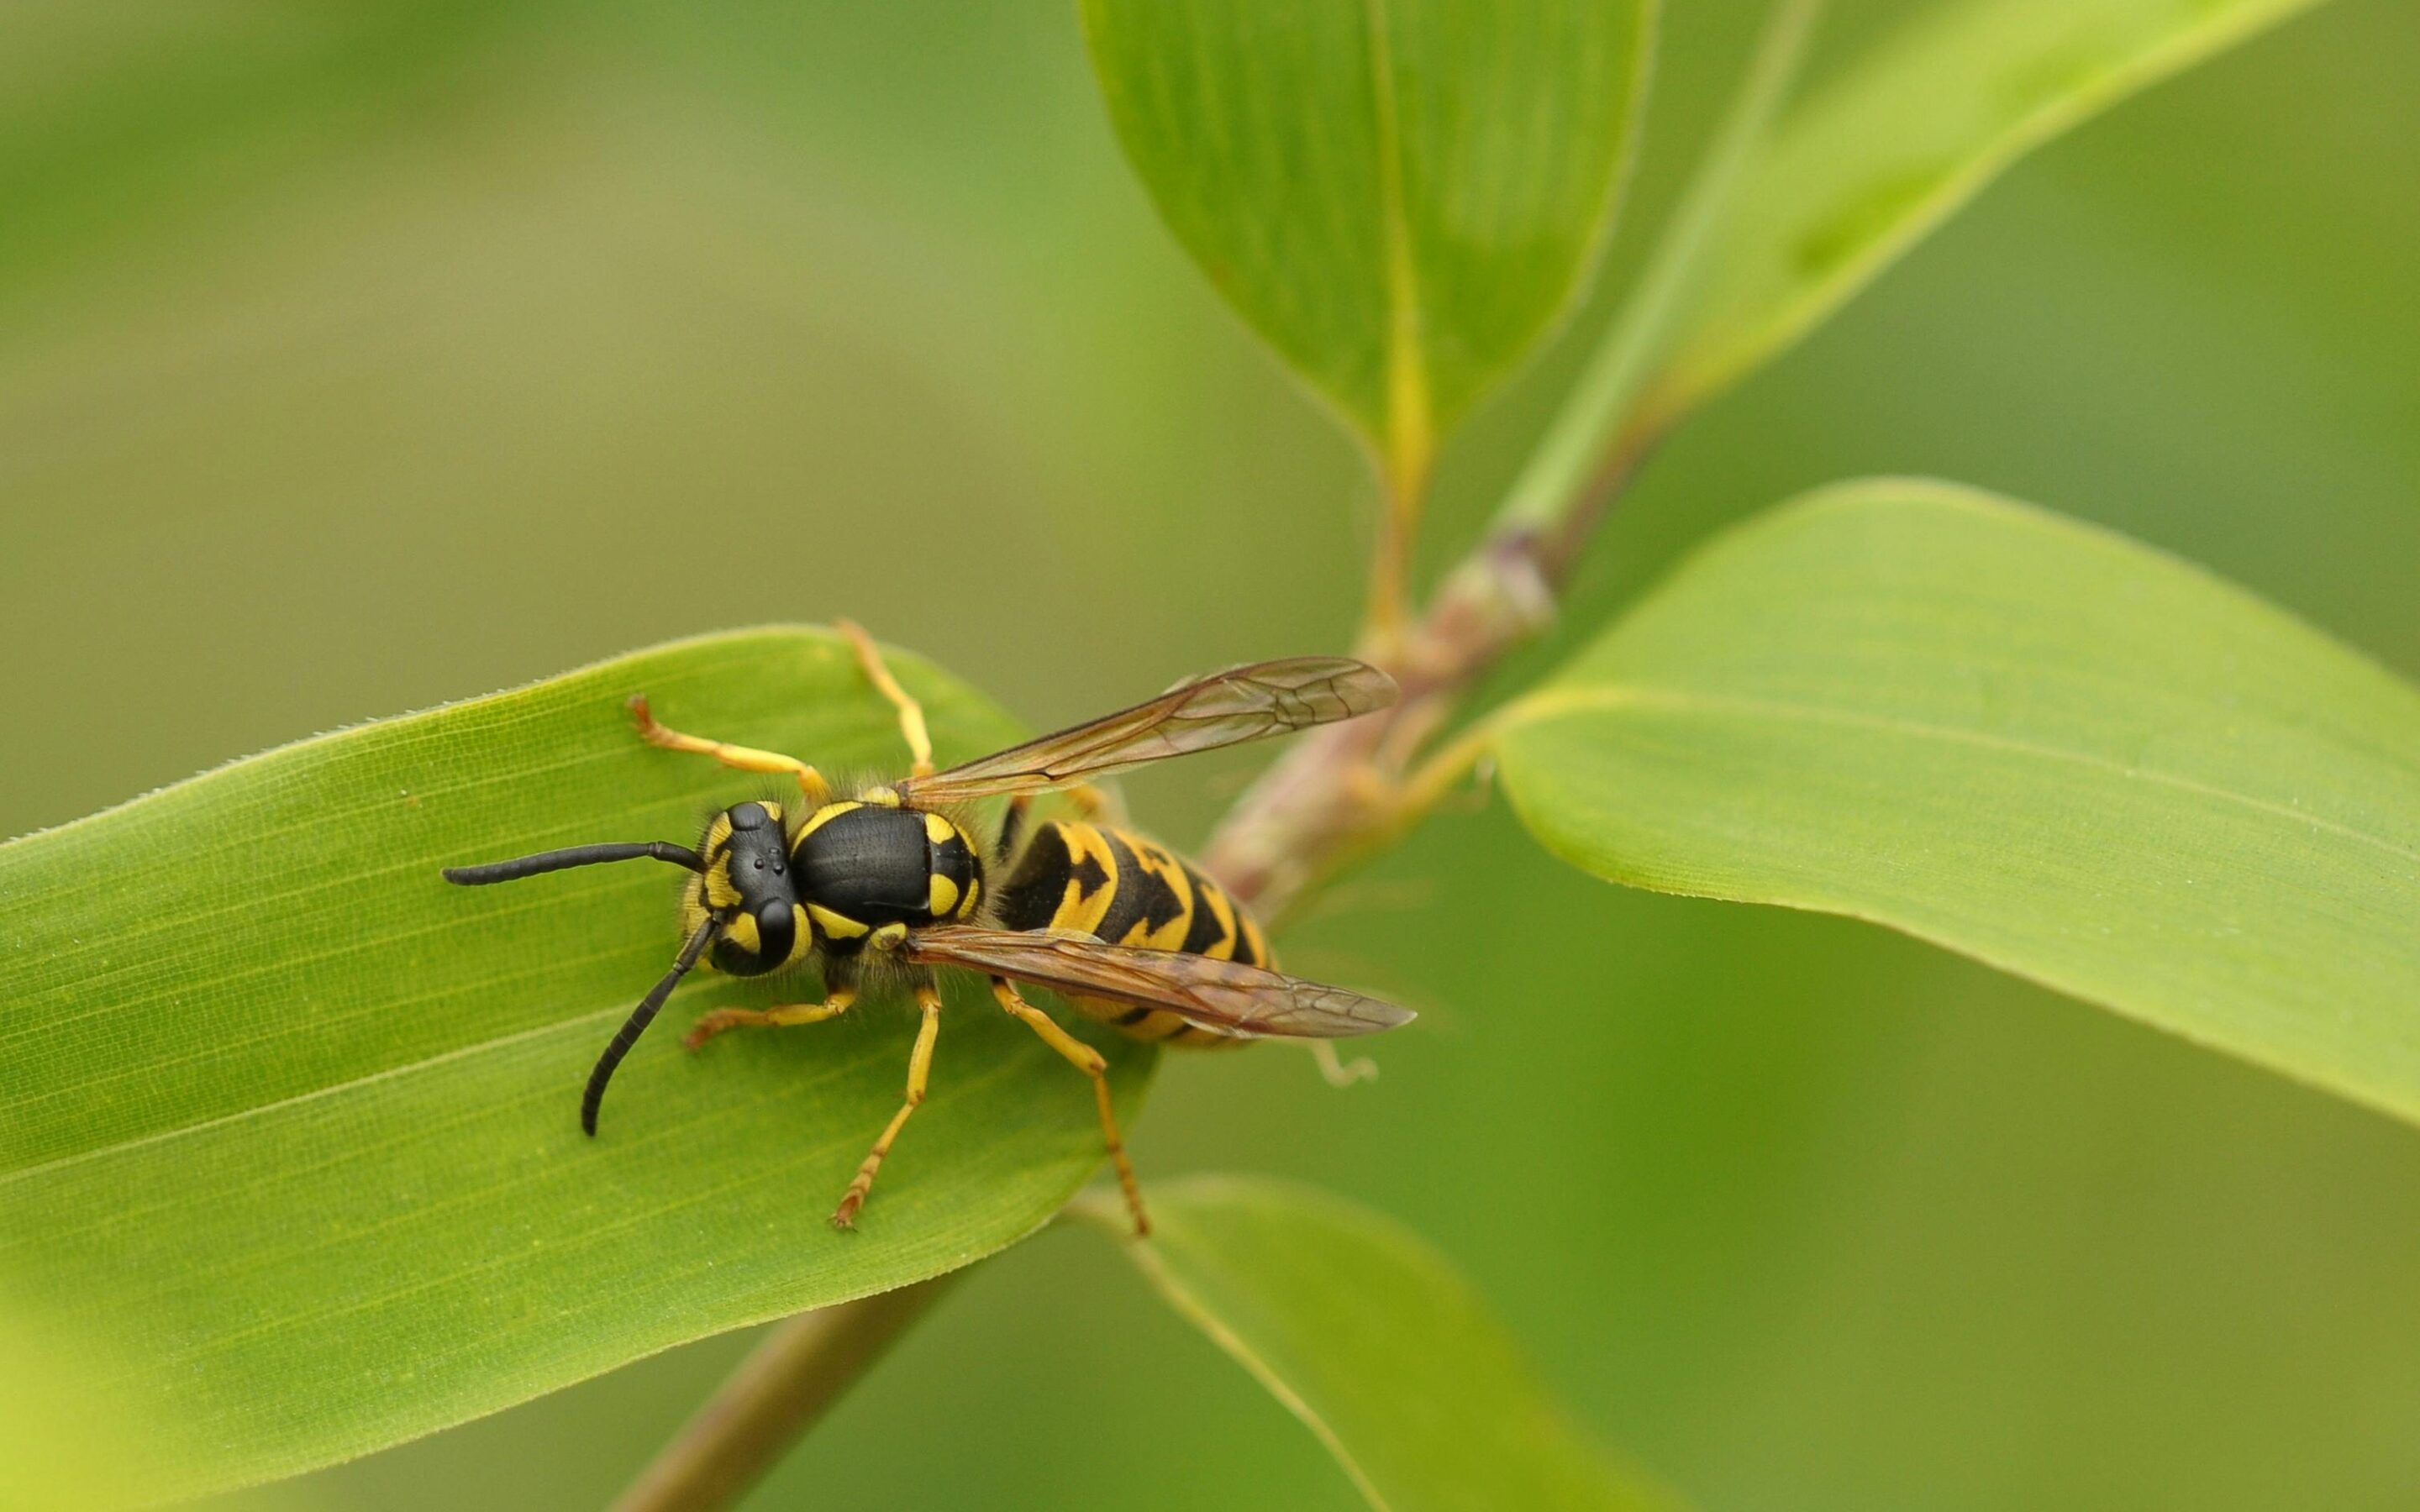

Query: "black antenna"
<box><xmin>581</xmin><ymin>916</ymin><xmax>718</xmax><ymax>1137</ymax></box>
<box><xmin>444</xmin><ymin>842</ymin><xmax>704</xmax><ymax>886</ymax></box>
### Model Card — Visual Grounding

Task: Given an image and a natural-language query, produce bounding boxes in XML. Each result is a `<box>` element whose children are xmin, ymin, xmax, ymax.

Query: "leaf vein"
<box><xmin>1507</xmin><ymin>684</ymin><xmax>2420</xmax><ymax>867</ymax></box>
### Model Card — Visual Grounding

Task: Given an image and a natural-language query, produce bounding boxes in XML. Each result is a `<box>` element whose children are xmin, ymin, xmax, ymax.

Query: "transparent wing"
<box><xmin>893</xmin><ymin>657</ymin><xmax>1395</xmax><ymax>806</ymax></box>
<box><xmin>902</xmin><ymin>926</ymin><xmax>1413</xmax><ymax>1040</ymax></box>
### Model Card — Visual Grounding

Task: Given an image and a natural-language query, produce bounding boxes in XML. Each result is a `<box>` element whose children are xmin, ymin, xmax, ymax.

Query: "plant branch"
<box><xmin>609</xmin><ymin>1273</ymin><xmax>961</xmax><ymax>1512</ymax></box>
<box><xmin>1203</xmin><ymin>0</ymin><xmax>1822</xmax><ymax>920</ymax></box>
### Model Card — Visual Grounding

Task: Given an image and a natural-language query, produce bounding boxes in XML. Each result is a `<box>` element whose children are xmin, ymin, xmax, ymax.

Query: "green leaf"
<box><xmin>0</xmin><ymin>627</ymin><xmax>1154</xmax><ymax>1499</ymax></box>
<box><xmin>1081</xmin><ymin>0</ymin><xmax>1656</xmax><ymax>479</ymax></box>
<box><xmin>1492</xmin><ymin>481</ymin><xmax>2420</xmax><ymax>1123</ymax></box>
<box><xmin>1647</xmin><ymin>0</ymin><xmax>2333</xmax><ymax>423</ymax></box>
<box><xmin>1074</xmin><ymin>1175</ymin><xmax>1670</xmax><ymax>1512</ymax></box>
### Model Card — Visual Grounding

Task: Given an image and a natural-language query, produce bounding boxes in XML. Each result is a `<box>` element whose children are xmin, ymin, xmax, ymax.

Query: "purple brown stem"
<box><xmin>1204</xmin><ymin>434</ymin><xmax>1652</xmax><ymax>917</ymax></box>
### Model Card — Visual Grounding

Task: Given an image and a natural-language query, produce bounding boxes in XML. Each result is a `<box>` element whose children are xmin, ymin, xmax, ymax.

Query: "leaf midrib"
<box><xmin>0</xmin><ymin>997</ymin><xmax>646</xmax><ymax>1191</ymax></box>
<box><xmin>117</xmin><ymin>1051</ymin><xmax>1039</xmax><ymax>1383</ymax></box>
<box><xmin>1359</xmin><ymin>0</ymin><xmax>1429</xmax><ymax>474</ymax></box>
<box><xmin>0</xmin><ymin>757</ymin><xmax>714</xmax><ymax>984</ymax></box>
<box><xmin>1502</xmin><ymin>684</ymin><xmax>2420</xmax><ymax>868</ymax></box>
<box><xmin>0</xmin><ymin>877</ymin><xmax>658</xmax><ymax>1063</ymax></box>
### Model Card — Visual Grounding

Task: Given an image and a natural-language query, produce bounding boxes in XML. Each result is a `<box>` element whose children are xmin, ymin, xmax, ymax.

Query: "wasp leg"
<box><xmin>832</xmin><ymin>982</ymin><xmax>943</xmax><ymax>1229</ymax></box>
<box><xmin>1064</xmin><ymin>780</ymin><xmax>1133</xmax><ymax>827</ymax></box>
<box><xmin>683</xmin><ymin>988</ymin><xmax>857</xmax><ymax>1051</ymax></box>
<box><xmin>996</xmin><ymin>794</ymin><xmax>1034</xmax><ymax>865</ymax></box>
<box><xmin>627</xmin><ymin>695</ymin><xmax>833</xmax><ymax>806</ymax></box>
<box><xmin>836</xmin><ymin>618</ymin><xmax>934</xmax><ymax>779</ymax></box>
<box><xmin>991</xmin><ymin>978</ymin><xmax>1149</xmax><ymax>1236</ymax></box>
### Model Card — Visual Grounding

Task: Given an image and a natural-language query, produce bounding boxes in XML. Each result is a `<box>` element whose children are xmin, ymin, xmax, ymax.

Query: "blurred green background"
<box><xmin>5</xmin><ymin>1</ymin><xmax>2416</xmax><ymax>1508</ymax></box>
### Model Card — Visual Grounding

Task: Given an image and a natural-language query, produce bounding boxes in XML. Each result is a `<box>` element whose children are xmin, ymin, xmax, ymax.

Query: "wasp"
<box><xmin>442</xmin><ymin>625</ymin><xmax>1408</xmax><ymax>1234</ymax></box>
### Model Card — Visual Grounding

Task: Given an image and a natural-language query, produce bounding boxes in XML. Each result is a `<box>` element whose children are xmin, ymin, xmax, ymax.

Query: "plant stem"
<box><xmin>609</xmin><ymin>1273</ymin><xmax>961</xmax><ymax>1512</ymax></box>
<box><xmin>1204</xmin><ymin>0</ymin><xmax>1822</xmax><ymax>921</ymax></box>
<box><xmin>1359</xmin><ymin>448</ymin><xmax>1434</xmax><ymax>662</ymax></box>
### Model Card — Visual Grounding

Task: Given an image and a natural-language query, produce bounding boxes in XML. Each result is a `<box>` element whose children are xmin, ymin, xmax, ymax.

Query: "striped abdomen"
<box><xmin>992</xmin><ymin>820</ymin><xmax>1268</xmax><ymax>1049</ymax></box>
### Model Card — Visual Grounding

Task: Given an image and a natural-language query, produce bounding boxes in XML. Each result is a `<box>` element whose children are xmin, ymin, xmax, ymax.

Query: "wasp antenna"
<box><xmin>581</xmin><ymin>917</ymin><xmax>718</xmax><ymax>1137</ymax></box>
<box><xmin>443</xmin><ymin>842</ymin><xmax>704</xmax><ymax>886</ymax></box>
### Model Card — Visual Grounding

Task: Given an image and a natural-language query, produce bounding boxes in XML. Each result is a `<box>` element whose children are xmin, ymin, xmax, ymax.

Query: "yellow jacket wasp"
<box><xmin>442</xmin><ymin>625</ymin><xmax>1410</xmax><ymax>1234</ymax></box>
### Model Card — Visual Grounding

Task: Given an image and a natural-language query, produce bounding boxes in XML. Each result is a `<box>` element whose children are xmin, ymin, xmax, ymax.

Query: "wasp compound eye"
<box><xmin>755</xmin><ymin>898</ymin><xmax>797</xmax><ymax>963</ymax></box>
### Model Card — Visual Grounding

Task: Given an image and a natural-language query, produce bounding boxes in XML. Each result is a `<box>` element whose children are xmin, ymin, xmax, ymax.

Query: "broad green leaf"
<box><xmin>1646</xmin><ymin>0</ymin><xmax>2332</xmax><ymax>423</ymax></box>
<box><xmin>1074</xmin><ymin>1175</ymin><xmax>1670</xmax><ymax>1512</ymax></box>
<box><xmin>0</xmin><ymin>627</ymin><xmax>1154</xmax><ymax>1499</ymax></box>
<box><xmin>1081</xmin><ymin>0</ymin><xmax>1655</xmax><ymax>478</ymax></box>
<box><xmin>1492</xmin><ymin>481</ymin><xmax>2420</xmax><ymax>1123</ymax></box>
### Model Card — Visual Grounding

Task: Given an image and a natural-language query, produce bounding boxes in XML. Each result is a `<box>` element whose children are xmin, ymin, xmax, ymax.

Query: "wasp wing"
<box><xmin>902</xmin><ymin>926</ymin><xmax>1413</xmax><ymax>1040</ymax></box>
<box><xmin>892</xmin><ymin>657</ymin><xmax>1396</xmax><ymax>807</ymax></box>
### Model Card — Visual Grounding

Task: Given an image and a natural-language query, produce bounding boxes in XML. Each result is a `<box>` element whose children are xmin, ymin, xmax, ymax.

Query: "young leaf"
<box><xmin>0</xmin><ymin>628</ymin><xmax>1154</xmax><ymax>1499</ymax></box>
<box><xmin>1491</xmin><ymin>481</ymin><xmax>2420</xmax><ymax>1125</ymax></box>
<box><xmin>1074</xmin><ymin>1175</ymin><xmax>1670</xmax><ymax>1512</ymax></box>
<box><xmin>1645</xmin><ymin>0</ymin><xmax>2333</xmax><ymax>424</ymax></box>
<box><xmin>1081</xmin><ymin>0</ymin><xmax>1656</xmax><ymax>482</ymax></box>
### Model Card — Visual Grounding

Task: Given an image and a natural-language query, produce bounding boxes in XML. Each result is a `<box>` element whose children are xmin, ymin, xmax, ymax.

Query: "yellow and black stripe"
<box><xmin>992</xmin><ymin>819</ymin><xmax>1270</xmax><ymax>1049</ymax></box>
<box><xmin>780</xmin><ymin>796</ymin><xmax>983</xmax><ymax>955</ymax></box>
<box><xmin>678</xmin><ymin>800</ymin><xmax>814</xmax><ymax>977</ymax></box>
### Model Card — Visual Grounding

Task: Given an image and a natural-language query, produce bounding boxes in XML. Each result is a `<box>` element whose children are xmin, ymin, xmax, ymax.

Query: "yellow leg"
<box><xmin>682</xmin><ymin>988</ymin><xmax>856</xmax><ymax>1051</ymax></box>
<box><xmin>628</xmin><ymin>695</ymin><xmax>832</xmax><ymax>805</ymax></box>
<box><xmin>832</xmin><ymin>983</ymin><xmax>943</xmax><ymax>1229</ymax></box>
<box><xmin>836</xmin><ymin>619</ymin><xmax>934</xmax><ymax>778</ymax></box>
<box><xmin>991</xmin><ymin>979</ymin><xmax>1149</xmax><ymax>1236</ymax></box>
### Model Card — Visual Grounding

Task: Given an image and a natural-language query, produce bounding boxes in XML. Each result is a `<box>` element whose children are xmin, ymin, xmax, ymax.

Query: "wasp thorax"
<box><xmin>688</xmin><ymin>800</ymin><xmax>810</xmax><ymax>976</ymax></box>
<box><xmin>788</xmin><ymin>801</ymin><xmax>981</xmax><ymax>950</ymax></box>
